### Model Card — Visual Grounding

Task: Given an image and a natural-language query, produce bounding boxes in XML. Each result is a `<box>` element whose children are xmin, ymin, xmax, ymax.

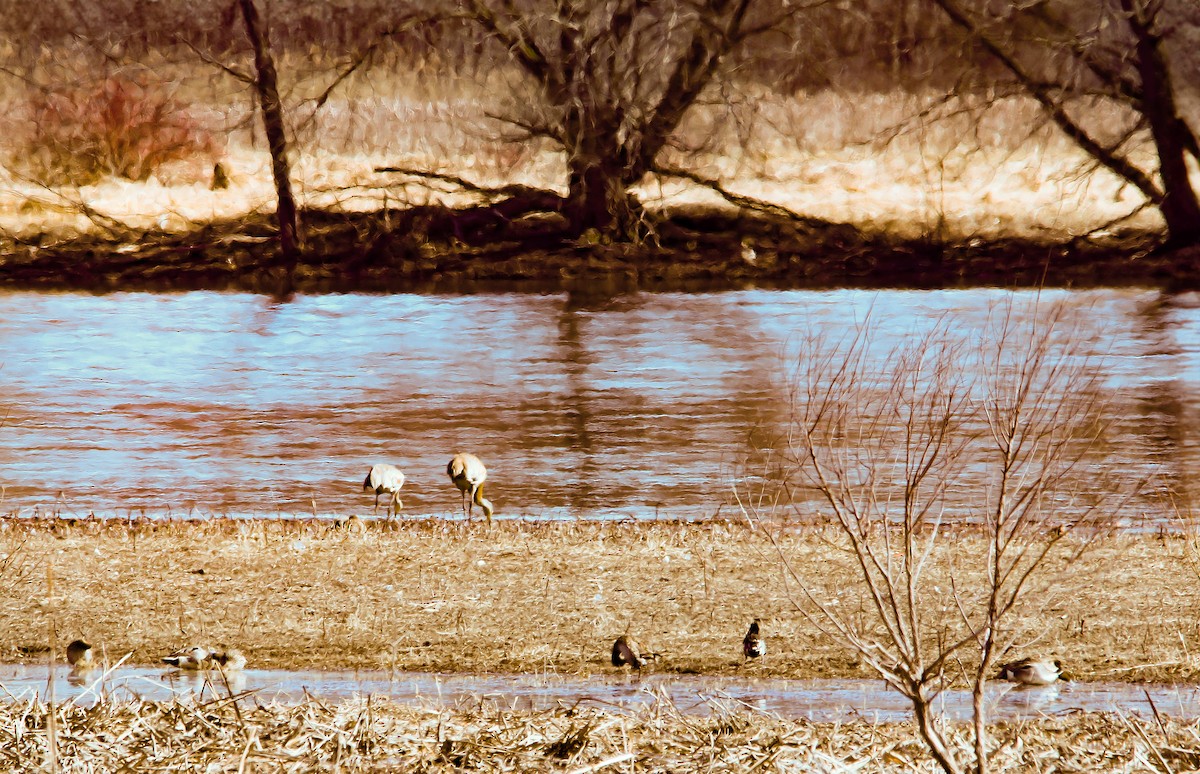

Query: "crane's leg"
<box><xmin>477</xmin><ymin>484</ymin><xmax>491</xmax><ymax>525</ymax></box>
<box><xmin>374</xmin><ymin>492</ymin><xmax>380</xmax><ymax>515</ymax></box>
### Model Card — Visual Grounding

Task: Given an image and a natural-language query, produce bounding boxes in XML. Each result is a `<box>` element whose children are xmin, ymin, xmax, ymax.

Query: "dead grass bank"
<box><xmin>0</xmin><ymin>518</ymin><xmax>1198</xmax><ymax>683</ymax></box>
<box><xmin>2</xmin><ymin>695</ymin><xmax>1198</xmax><ymax>773</ymax></box>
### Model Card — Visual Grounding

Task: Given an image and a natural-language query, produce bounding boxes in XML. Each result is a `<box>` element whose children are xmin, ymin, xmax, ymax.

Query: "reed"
<box><xmin>0</xmin><ymin>692</ymin><xmax>1196</xmax><ymax>772</ymax></box>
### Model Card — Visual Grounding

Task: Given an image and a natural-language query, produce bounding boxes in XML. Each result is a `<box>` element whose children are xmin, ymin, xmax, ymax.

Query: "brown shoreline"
<box><xmin>2</xmin><ymin>697</ymin><xmax>1189</xmax><ymax>772</ymax></box>
<box><xmin>0</xmin><ymin>206</ymin><xmax>1194</xmax><ymax>294</ymax></box>
<box><xmin>3</xmin><ymin>516</ymin><xmax>1198</xmax><ymax>685</ymax></box>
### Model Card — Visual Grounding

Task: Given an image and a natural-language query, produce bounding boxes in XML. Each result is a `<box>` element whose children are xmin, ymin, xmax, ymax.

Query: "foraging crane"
<box><xmin>742</xmin><ymin>619</ymin><xmax>765</xmax><ymax>661</ymax></box>
<box><xmin>363</xmin><ymin>464</ymin><xmax>405</xmax><ymax>519</ymax></box>
<box><xmin>447</xmin><ymin>453</ymin><xmax>493</xmax><ymax>523</ymax></box>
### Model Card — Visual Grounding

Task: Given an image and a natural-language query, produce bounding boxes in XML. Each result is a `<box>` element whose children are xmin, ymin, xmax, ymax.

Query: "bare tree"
<box><xmin>462</xmin><ymin>0</ymin><xmax>789</xmax><ymax>240</ymax></box>
<box><xmin>743</xmin><ymin>299</ymin><xmax>1126</xmax><ymax>774</ymax></box>
<box><xmin>234</xmin><ymin>0</ymin><xmax>301</xmax><ymax>291</ymax></box>
<box><xmin>926</xmin><ymin>0</ymin><xmax>1200</xmax><ymax>249</ymax></box>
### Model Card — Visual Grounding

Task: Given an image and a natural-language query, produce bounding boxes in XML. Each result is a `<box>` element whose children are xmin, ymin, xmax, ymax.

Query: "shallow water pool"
<box><xmin>3</xmin><ymin>663</ymin><xmax>1197</xmax><ymax>723</ymax></box>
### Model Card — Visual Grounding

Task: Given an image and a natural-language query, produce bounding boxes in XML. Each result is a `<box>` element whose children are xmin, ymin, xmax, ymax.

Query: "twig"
<box><xmin>653</xmin><ymin>163</ymin><xmax>823</xmax><ymax>225</ymax></box>
<box><xmin>567</xmin><ymin>752</ymin><xmax>636</xmax><ymax>774</ymax></box>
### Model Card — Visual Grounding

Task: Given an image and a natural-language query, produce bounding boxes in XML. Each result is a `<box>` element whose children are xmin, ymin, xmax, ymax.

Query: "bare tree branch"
<box><xmin>653</xmin><ymin>162</ymin><xmax>823</xmax><ymax>225</ymax></box>
<box><xmin>928</xmin><ymin>0</ymin><xmax>1164</xmax><ymax>206</ymax></box>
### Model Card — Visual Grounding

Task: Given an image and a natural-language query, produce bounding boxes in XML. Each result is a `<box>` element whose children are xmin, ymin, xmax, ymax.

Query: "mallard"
<box><xmin>363</xmin><ymin>464</ymin><xmax>405</xmax><ymax>518</ymax></box>
<box><xmin>448</xmin><ymin>453</ymin><xmax>494</xmax><ymax>523</ymax></box>
<box><xmin>66</xmin><ymin>639</ymin><xmax>94</xmax><ymax>668</ymax></box>
<box><xmin>743</xmin><ymin>620</ymin><xmax>765</xmax><ymax>661</ymax></box>
<box><xmin>996</xmin><ymin>658</ymin><xmax>1066</xmax><ymax>686</ymax></box>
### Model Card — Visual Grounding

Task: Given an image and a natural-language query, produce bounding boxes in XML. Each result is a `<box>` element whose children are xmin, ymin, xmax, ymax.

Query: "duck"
<box><xmin>996</xmin><ymin>658</ymin><xmax>1066</xmax><ymax>686</ymax></box>
<box><xmin>66</xmin><ymin>639</ymin><xmax>94</xmax><ymax>669</ymax></box>
<box><xmin>611</xmin><ymin>634</ymin><xmax>657</xmax><ymax>670</ymax></box>
<box><xmin>162</xmin><ymin>645</ymin><xmax>247</xmax><ymax>671</ymax></box>
<box><xmin>363</xmin><ymin>463</ymin><xmax>405</xmax><ymax>519</ymax></box>
<box><xmin>447</xmin><ymin>453</ymin><xmax>494</xmax><ymax>523</ymax></box>
<box><xmin>162</xmin><ymin>645</ymin><xmax>213</xmax><ymax>670</ymax></box>
<box><xmin>211</xmin><ymin>648</ymin><xmax>246</xmax><ymax>671</ymax></box>
<box><xmin>742</xmin><ymin>619</ymin><xmax>765</xmax><ymax>661</ymax></box>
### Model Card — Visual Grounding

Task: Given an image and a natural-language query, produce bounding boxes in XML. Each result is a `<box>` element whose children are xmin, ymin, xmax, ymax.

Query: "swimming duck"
<box><xmin>163</xmin><ymin>644</ymin><xmax>247</xmax><ymax>671</ymax></box>
<box><xmin>66</xmin><ymin>639</ymin><xmax>94</xmax><ymax>668</ymax></box>
<box><xmin>743</xmin><ymin>620</ymin><xmax>765</xmax><ymax>661</ymax></box>
<box><xmin>162</xmin><ymin>645</ymin><xmax>213</xmax><ymax>670</ymax></box>
<box><xmin>996</xmin><ymin>658</ymin><xmax>1066</xmax><ymax>686</ymax></box>
<box><xmin>212</xmin><ymin>648</ymin><xmax>246</xmax><ymax>671</ymax></box>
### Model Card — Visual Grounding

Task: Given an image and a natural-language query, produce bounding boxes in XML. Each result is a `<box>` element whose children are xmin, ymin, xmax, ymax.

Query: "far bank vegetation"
<box><xmin>0</xmin><ymin>0</ymin><xmax>1196</xmax><ymax>287</ymax></box>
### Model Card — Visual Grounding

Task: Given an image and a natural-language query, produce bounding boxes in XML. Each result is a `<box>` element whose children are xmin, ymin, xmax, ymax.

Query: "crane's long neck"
<box><xmin>473</xmin><ymin>484</ymin><xmax>494</xmax><ymax>523</ymax></box>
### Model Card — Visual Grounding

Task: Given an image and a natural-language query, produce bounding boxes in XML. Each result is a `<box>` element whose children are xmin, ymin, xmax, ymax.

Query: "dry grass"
<box><xmin>1</xmin><ymin>692</ymin><xmax>1199</xmax><ymax>772</ymax></box>
<box><xmin>2</xmin><ymin>518</ymin><xmax>1200</xmax><ymax>684</ymax></box>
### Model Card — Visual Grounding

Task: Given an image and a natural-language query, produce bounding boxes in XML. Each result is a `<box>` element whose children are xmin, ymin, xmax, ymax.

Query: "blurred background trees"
<box><xmin>927</xmin><ymin>0</ymin><xmax>1200</xmax><ymax>247</ymax></box>
<box><xmin>0</xmin><ymin>0</ymin><xmax>1194</xmax><ymax>251</ymax></box>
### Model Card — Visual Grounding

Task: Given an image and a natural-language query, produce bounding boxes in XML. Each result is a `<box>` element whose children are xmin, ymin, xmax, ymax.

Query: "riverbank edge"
<box><xmin>2</xmin><ymin>515</ymin><xmax>1198</xmax><ymax>686</ymax></box>
<box><xmin>1</xmin><ymin>205</ymin><xmax>1195</xmax><ymax>294</ymax></box>
<box><xmin>2</xmin><ymin>695</ymin><xmax>1188</xmax><ymax>772</ymax></box>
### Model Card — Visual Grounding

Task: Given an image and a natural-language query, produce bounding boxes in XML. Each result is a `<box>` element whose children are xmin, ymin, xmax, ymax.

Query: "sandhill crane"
<box><xmin>66</xmin><ymin>639</ymin><xmax>94</xmax><ymax>668</ymax></box>
<box><xmin>742</xmin><ymin>619</ymin><xmax>765</xmax><ymax>661</ymax></box>
<box><xmin>363</xmin><ymin>464</ymin><xmax>405</xmax><ymax>519</ymax></box>
<box><xmin>447</xmin><ymin>453</ymin><xmax>493</xmax><ymax>523</ymax></box>
<box><xmin>996</xmin><ymin>658</ymin><xmax>1066</xmax><ymax>686</ymax></box>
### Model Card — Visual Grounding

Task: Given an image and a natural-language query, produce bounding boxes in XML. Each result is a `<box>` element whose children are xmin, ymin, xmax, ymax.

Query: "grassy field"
<box><xmin>3</xmin><ymin>517</ymin><xmax>1199</xmax><ymax>684</ymax></box>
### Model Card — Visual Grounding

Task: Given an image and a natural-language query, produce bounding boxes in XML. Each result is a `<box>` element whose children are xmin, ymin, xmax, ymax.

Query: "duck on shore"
<box><xmin>612</xmin><ymin>634</ymin><xmax>659</xmax><ymax>670</ymax></box>
<box><xmin>742</xmin><ymin>620</ymin><xmax>765</xmax><ymax>661</ymax></box>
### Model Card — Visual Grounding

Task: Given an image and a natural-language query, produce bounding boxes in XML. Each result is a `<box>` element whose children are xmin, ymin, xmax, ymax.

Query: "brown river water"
<box><xmin>0</xmin><ymin>288</ymin><xmax>1197</xmax><ymax>522</ymax></box>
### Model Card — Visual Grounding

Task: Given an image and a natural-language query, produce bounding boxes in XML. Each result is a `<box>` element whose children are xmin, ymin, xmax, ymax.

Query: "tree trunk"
<box><xmin>913</xmin><ymin>691</ymin><xmax>964</xmax><ymax>774</ymax></box>
<box><xmin>971</xmin><ymin>675</ymin><xmax>989</xmax><ymax>774</ymax></box>
<box><xmin>566</xmin><ymin>154</ymin><xmax>642</xmax><ymax>240</ymax></box>
<box><xmin>1124</xmin><ymin>0</ymin><xmax>1200</xmax><ymax>248</ymax></box>
<box><xmin>237</xmin><ymin>0</ymin><xmax>301</xmax><ymax>291</ymax></box>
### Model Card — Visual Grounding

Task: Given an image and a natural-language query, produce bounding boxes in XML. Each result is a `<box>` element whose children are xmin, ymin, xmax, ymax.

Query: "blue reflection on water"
<box><xmin>2</xmin><ymin>663</ymin><xmax>1199</xmax><ymax>723</ymax></box>
<box><xmin>0</xmin><ymin>289</ymin><xmax>1195</xmax><ymax>520</ymax></box>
